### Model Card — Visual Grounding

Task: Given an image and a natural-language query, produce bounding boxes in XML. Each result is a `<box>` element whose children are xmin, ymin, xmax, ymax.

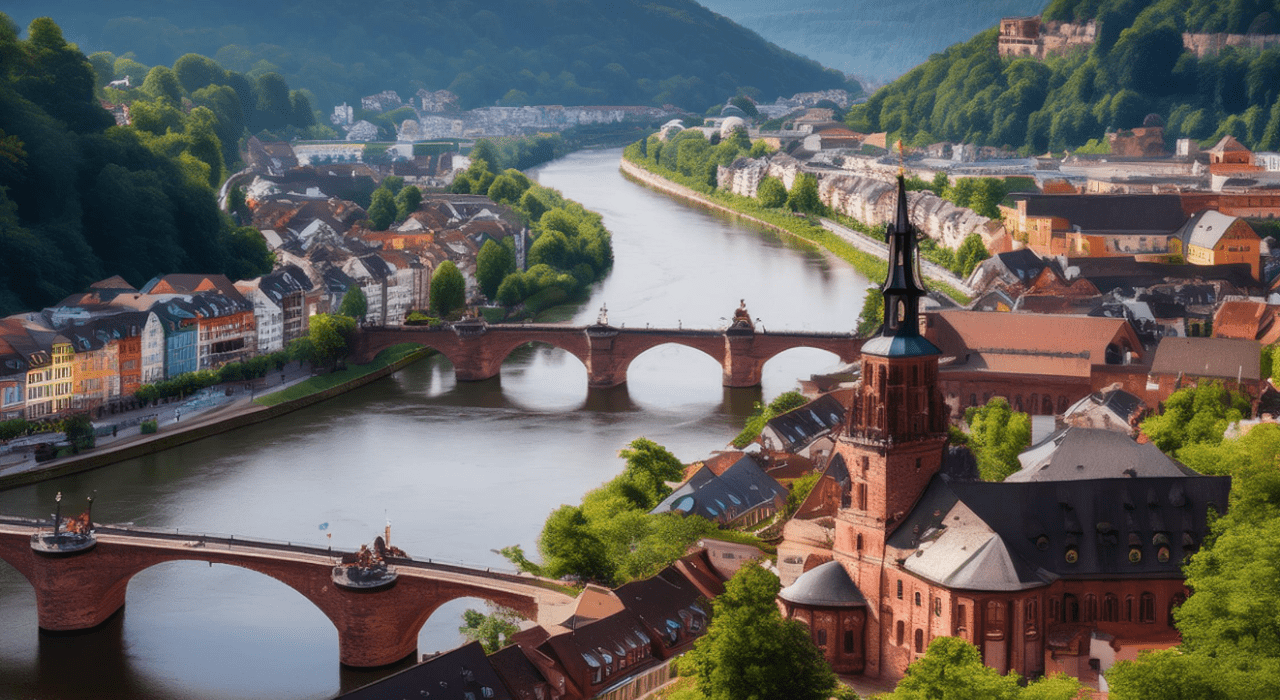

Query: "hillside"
<box><xmin>698</xmin><ymin>0</ymin><xmax>1049</xmax><ymax>84</ymax></box>
<box><xmin>9</xmin><ymin>0</ymin><xmax>852</xmax><ymax>114</ymax></box>
<box><xmin>847</xmin><ymin>0</ymin><xmax>1280</xmax><ymax>153</ymax></box>
<box><xmin>0</xmin><ymin>16</ymin><xmax>273</xmax><ymax>315</ymax></box>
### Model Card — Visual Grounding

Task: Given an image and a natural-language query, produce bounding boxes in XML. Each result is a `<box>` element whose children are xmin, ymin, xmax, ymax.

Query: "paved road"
<box><xmin>818</xmin><ymin>217</ymin><xmax>976</xmax><ymax>297</ymax></box>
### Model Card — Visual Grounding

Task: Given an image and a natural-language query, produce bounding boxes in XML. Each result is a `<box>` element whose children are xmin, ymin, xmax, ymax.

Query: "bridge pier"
<box><xmin>586</xmin><ymin>326</ymin><xmax>627</xmax><ymax>388</ymax></box>
<box><xmin>723</xmin><ymin>332</ymin><xmax>766</xmax><ymax>388</ymax></box>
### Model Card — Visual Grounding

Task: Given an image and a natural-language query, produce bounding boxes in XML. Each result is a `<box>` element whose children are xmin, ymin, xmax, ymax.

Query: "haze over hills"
<box><xmin>8</xmin><ymin>0</ymin><xmax>851</xmax><ymax>113</ymax></box>
<box><xmin>699</xmin><ymin>0</ymin><xmax>1050</xmax><ymax>84</ymax></box>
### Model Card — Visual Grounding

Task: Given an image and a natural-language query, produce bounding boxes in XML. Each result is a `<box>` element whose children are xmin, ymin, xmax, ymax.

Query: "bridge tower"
<box><xmin>830</xmin><ymin>175</ymin><xmax>949</xmax><ymax>679</ymax></box>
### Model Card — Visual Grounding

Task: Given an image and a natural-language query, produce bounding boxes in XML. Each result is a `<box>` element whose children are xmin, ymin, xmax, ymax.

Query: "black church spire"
<box><xmin>880</xmin><ymin>175</ymin><xmax>928</xmax><ymax>338</ymax></box>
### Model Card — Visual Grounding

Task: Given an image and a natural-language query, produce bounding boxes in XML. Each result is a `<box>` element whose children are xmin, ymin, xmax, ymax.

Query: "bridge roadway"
<box><xmin>350</xmin><ymin>321</ymin><xmax>864</xmax><ymax>388</ymax></box>
<box><xmin>0</xmin><ymin>516</ymin><xmax>575</xmax><ymax>668</ymax></box>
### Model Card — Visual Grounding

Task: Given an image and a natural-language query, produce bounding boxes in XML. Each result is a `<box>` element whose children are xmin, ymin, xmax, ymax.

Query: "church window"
<box><xmin>1140</xmin><ymin>593</ymin><xmax>1155</xmax><ymax>623</ymax></box>
<box><xmin>856</xmin><ymin>533</ymin><xmax>863</xmax><ymax>552</ymax></box>
<box><xmin>957</xmin><ymin>604</ymin><xmax>967</xmax><ymax>631</ymax></box>
<box><xmin>934</xmin><ymin>598</ymin><xmax>942</xmax><ymax>616</ymax></box>
<box><xmin>985</xmin><ymin>602</ymin><xmax>1005</xmax><ymax>640</ymax></box>
<box><xmin>914</xmin><ymin>629</ymin><xmax>924</xmax><ymax>653</ymax></box>
<box><xmin>1103</xmin><ymin>594</ymin><xmax>1119</xmax><ymax>622</ymax></box>
<box><xmin>858</xmin><ymin>483</ymin><xmax>867</xmax><ymax>510</ymax></box>
<box><xmin>896</xmin><ymin>579</ymin><xmax>903</xmax><ymax>599</ymax></box>
<box><xmin>897</xmin><ymin>300</ymin><xmax>905</xmax><ymax>324</ymax></box>
<box><xmin>817</xmin><ymin>629</ymin><xmax>827</xmax><ymax>647</ymax></box>
<box><xmin>1064</xmin><ymin>594</ymin><xmax>1079</xmax><ymax>623</ymax></box>
<box><xmin>1124</xmin><ymin>595</ymin><xmax>1134</xmax><ymax>622</ymax></box>
<box><xmin>915</xmin><ymin>458</ymin><xmax>921</xmax><ymax>470</ymax></box>
<box><xmin>843</xmin><ymin>630</ymin><xmax>855</xmax><ymax>654</ymax></box>
<box><xmin>1025</xmin><ymin>598</ymin><xmax>1039</xmax><ymax>638</ymax></box>
<box><xmin>915</xmin><ymin>591</ymin><xmax>921</xmax><ymax>607</ymax></box>
<box><xmin>1084</xmin><ymin>594</ymin><xmax>1098</xmax><ymax>623</ymax></box>
<box><xmin>896</xmin><ymin>621</ymin><xmax>905</xmax><ymax>646</ymax></box>
<box><xmin>1049</xmin><ymin>598</ymin><xmax>1060</xmax><ymax>622</ymax></box>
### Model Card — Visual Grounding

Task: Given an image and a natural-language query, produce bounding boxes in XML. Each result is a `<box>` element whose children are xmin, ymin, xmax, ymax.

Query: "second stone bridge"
<box><xmin>350</xmin><ymin>320</ymin><xmax>864</xmax><ymax>388</ymax></box>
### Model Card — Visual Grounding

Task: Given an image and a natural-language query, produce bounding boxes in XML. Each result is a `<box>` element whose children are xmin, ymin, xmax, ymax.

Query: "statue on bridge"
<box><xmin>730</xmin><ymin>299</ymin><xmax>754</xmax><ymax>331</ymax></box>
<box><xmin>333</xmin><ymin>533</ymin><xmax>405</xmax><ymax>590</ymax></box>
<box><xmin>596</xmin><ymin>303</ymin><xmax>609</xmax><ymax>326</ymax></box>
<box><xmin>30</xmin><ymin>491</ymin><xmax>96</xmax><ymax>555</ymax></box>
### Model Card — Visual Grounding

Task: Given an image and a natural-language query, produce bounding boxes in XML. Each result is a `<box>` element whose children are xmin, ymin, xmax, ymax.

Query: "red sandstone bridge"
<box><xmin>0</xmin><ymin>516</ymin><xmax>575</xmax><ymax>667</ymax></box>
<box><xmin>350</xmin><ymin>320</ymin><xmax>864</xmax><ymax>388</ymax></box>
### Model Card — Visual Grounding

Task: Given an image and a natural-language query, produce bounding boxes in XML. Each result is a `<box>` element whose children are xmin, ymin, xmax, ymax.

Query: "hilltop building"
<box><xmin>777</xmin><ymin>177</ymin><xmax>1231</xmax><ymax>689</ymax></box>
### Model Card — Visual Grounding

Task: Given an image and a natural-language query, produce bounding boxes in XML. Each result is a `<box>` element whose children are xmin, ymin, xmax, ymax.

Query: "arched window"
<box><xmin>1140</xmin><ymin>593</ymin><xmax>1156</xmax><ymax>623</ymax></box>
<box><xmin>896</xmin><ymin>620</ymin><xmax>905</xmax><ymax>646</ymax></box>
<box><xmin>1049</xmin><ymin>597</ymin><xmax>1061</xmax><ymax>623</ymax></box>
<box><xmin>896</xmin><ymin>579</ymin><xmax>903</xmax><ymax>599</ymax></box>
<box><xmin>1043</xmin><ymin>395</ymin><xmax>1054</xmax><ymax>415</ymax></box>
<box><xmin>1064</xmin><ymin>594</ymin><xmax>1079</xmax><ymax>623</ymax></box>
<box><xmin>1124</xmin><ymin>595</ymin><xmax>1134</xmax><ymax>622</ymax></box>
<box><xmin>1084</xmin><ymin>594</ymin><xmax>1098</xmax><ymax>623</ymax></box>
<box><xmin>934</xmin><ymin>597</ymin><xmax>942</xmax><ymax>617</ymax></box>
<box><xmin>915</xmin><ymin>591</ymin><xmax>922</xmax><ymax>607</ymax></box>
<box><xmin>914</xmin><ymin>628</ymin><xmax>924</xmax><ymax>653</ymax></box>
<box><xmin>1103</xmin><ymin>594</ymin><xmax>1119</xmax><ymax>622</ymax></box>
<box><xmin>985</xmin><ymin>601</ymin><xmax>1006</xmax><ymax>640</ymax></box>
<box><xmin>1025</xmin><ymin>598</ymin><xmax>1039</xmax><ymax>639</ymax></box>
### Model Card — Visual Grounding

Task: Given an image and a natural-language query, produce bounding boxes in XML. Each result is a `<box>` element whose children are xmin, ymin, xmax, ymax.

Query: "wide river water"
<box><xmin>0</xmin><ymin>148</ymin><xmax>870</xmax><ymax>699</ymax></box>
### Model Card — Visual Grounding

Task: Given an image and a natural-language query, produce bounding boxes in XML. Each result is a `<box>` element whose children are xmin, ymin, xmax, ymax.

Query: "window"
<box><xmin>1064</xmin><ymin>594</ymin><xmax>1079</xmax><ymax>623</ymax></box>
<box><xmin>856</xmin><ymin>533</ymin><xmax>863</xmax><ymax>552</ymax></box>
<box><xmin>957</xmin><ymin>604</ymin><xmax>967</xmax><ymax>631</ymax></box>
<box><xmin>914</xmin><ymin>628</ymin><xmax>924</xmax><ymax>653</ymax></box>
<box><xmin>985</xmin><ymin>601</ymin><xmax>1006</xmax><ymax>640</ymax></box>
<box><xmin>897</xmin><ymin>580</ymin><xmax>903</xmax><ymax>599</ymax></box>
<box><xmin>843</xmin><ymin>630</ymin><xmax>855</xmax><ymax>654</ymax></box>
<box><xmin>1140</xmin><ymin>593</ymin><xmax>1155</xmax><ymax>623</ymax></box>
<box><xmin>1125</xmin><ymin>595</ymin><xmax>1134</xmax><ymax>622</ymax></box>
<box><xmin>896</xmin><ymin>620</ymin><xmax>904</xmax><ymax>646</ymax></box>
<box><xmin>1103</xmin><ymin>594</ymin><xmax>1119</xmax><ymax>622</ymax></box>
<box><xmin>934</xmin><ymin>597</ymin><xmax>942</xmax><ymax>617</ymax></box>
<box><xmin>857</xmin><ymin>483</ymin><xmax>867</xmax><ymax>510</ymax></box>
<box><xmin>816</xmin><ymin>629</ymin><xmax>827</xmax><ymax>647</ymax></box>
<box><xmin>1084</xmin><ymin>594</ymin><xmax>1098</xmax><ymax>623</ymax></box>
<box><xmin>915</xmin><ymin>591</ymin><xmax>922</xmax><ymax>607</ymax></box>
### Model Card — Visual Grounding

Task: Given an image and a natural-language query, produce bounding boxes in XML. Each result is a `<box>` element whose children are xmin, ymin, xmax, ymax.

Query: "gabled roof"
<box><xmin>539</xmin><ymin>609</ymin><xmax>653</xmax><ymax>696</ymax></box>
<box><xmin>1177</xmin><ymin>210</ymin><xmax>1248</xmax><ymax>251</ymax></box>
<box><xmin>142</xmin><ymin>274</ymin><xmax>249</xmax><ymax>306</ymax></box>
<box><xmin>1008</xmin><ymin>427</ymin><xmax>1195</xmax><ymax>482</ymax></box>
<box><xmin>762</xmin><ymin>394</ymin><xmax>845</xmax><ymax>452</ymax></box>
<box><xmin>651</xmin><ymin>454</ymin><xmax>786</xmax><ymax>523</ymax></box>
<box><xmin>1150</xmin><ymin>336</ymin><xmax>1261</xmax><ymax>381</ymax></box>
<box><xmin>89</xmin><ymin>275</ymin><xmax>136</xmax><ymax>291</ymax></box>
<box><xmin>1208</xmin><ymin>135</ymin><xmax>1250</xmax><ymax>154</ymax></box>
<box><xmin>928</xmin><ymin>310</ymin><xmax>1140</xmax><ymax>377</ymax></box>
<box><xmin>1063</xmin><ymin>387</ymin><xmax>1145</xmax><ymax>427</ymax></box>
<box><xmin>337</xmin><ymin>641</ymin><xmax>512</xmax><ymax>700</ymax></box>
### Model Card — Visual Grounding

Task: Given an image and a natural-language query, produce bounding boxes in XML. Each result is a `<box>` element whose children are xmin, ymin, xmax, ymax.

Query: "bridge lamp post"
<box><xmin>52</xmin><ymin>492</ymin><xmax>62</xmax><ymax>536</ymax></box>
<box><xmin>86</xmin><ymin>491</ymin><xmax>95</xmax><ymax>531</ymax></box>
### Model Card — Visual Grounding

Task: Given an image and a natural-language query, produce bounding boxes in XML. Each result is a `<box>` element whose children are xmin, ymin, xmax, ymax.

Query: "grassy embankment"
<box><xmin>254</xmin><ymin>343</ymin><xmax>427</xmax><ymax>407</ymax></box>
<box><xmin>622</xmin><ymin>151</ymin><xmax>971</xmax><ymax>304</ymax></box>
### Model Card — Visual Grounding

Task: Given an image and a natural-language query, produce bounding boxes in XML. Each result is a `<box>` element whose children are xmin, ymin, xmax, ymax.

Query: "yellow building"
<box><xmin>72</xmin><ymin>338</ymin><xmax>119</xmax><ymax>411</ymax></box>
<box><xmin>26</xmin><ymin>338</ymin><xmax>73</xmax><ymax>419</ymax></box>
<box><xmin>1171</xmin><ymin>210</ymin><xmax>1261</xmax><ymax>280</ymax></box>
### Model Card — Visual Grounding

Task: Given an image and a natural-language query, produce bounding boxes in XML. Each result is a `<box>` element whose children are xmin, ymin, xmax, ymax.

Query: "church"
<box><xmin>776</xmin><ymin>177</ymin><xmax>1231</xmax><ymax>686</ymax></box>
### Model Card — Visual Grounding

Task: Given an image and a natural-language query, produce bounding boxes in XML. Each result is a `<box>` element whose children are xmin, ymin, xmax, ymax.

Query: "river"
<box><xmin>0</xmin><ymin>148</ymin><xmax>870</xmax><ymax>699</ymax></box>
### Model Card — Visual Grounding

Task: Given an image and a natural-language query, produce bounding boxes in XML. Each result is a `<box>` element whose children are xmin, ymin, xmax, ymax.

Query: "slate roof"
<box><xmin>888</xmin><ymin>473</ymin><xmax>1231</xmax><ymax>590</ymax></box>
<box><xmin>1008</xmin><ymin>194</ymin><xmax>1188</xmax><ymax>235</ymax></box>
<box><xmin>862</xmin><ymin>334</ymin><xmax>941</xmax><ymax>358</ymax></box>
<box><xmin>762</xmin><ymin>394</ymin><xmax>846</xmax><ymax>452</ymax></box>
<box><xmin>1150</xmin><ymin>336</ymin><xmax>1261</xmax><ymax>381</ymax></box>
<box><xmin>1066</xmin><ymin>257</ymin><xmax>1259</xmax><ymax>294</ymax></box>
<box><xmin>779</xmin><ymin>561</ymin><xmax>867</xmax><ymax>607</ymax></box>
<box><xmin>651</xmin><ymin>454</ymin><xmax>786</xmax><ymax>523</ymax></box>
<box><xmin>1177</xmin><ymin>210</ymin><xmax>1244</xmax><ymax>250</ymax></box>
<box><xmin>1062</xmin><ymin>387</ymin><xmax>1145</xmax><ymax>426</ymax></box>
<box><xmin>337</xmin><ymin>641</ymin><xmax>512</xmax><ymax>700</ymax></box>
<box><xmin>539</xmin><ymin>609</ymin><xmax>654</xmax><ymax>696</ymax></box>
<box><xmin>487</xmin><ymin>644</ymin><xmax>552</xmax><ymax>700</ymax></box>
<box><xmin>1008</xmin><ymin>427</ymin><xmax>1195</xmax><ymax>482</ymax></box>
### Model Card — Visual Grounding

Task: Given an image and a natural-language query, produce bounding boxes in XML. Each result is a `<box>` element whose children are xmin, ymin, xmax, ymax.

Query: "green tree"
<box><xmin>954</xmin><ymin>233</ymin><xmax>990</xmax><ymax>278</ymax></box>
<box><xmin>757</xmin><ymin>176</ymin><xmax>787</xmax><ymax>208</ymax></box>
<box><xmin>394</xmin><ymin>185</ymin><xmax>422</xmax><ymax>221</ymax></box>
<box><xmin>367</xmin><ymin>187</ymin><xmax>396</xmax><ymax>230</ymax></box>
<box><xmin>476</xmin><ymin>238</ymin><xmax>516</xmax><ymax>301</ymax></box>
<box><xmin>338</xmin><ymin>285</ymin><xmax>367</xmax><ymax>320</ymax></box>
<box><xmin>964</xmin><ymin>397</ymin><xmax>1031</xmax><ymax>481</ymax></box>
<box><xmin>458</xmin><ymin>605</ymin><xmax>522</xmax><ymax>653</ymax></box>
<box><xmin>538</xmin><ymin>504</ymin><xmax>613</xmax><ymax>582</ymax></box>
<box><xmin>1140</xmin><ymin>381</ymin><xmax>1251</xmax><ymax>456</ymax></box>
<box><xmin>141</xmin><ymin>65</ymin><xmax>183</xmax><ymax>106</ymax></box>
<box><xmin>786</xmin><ymin>173</ymin><xmax>823</xmax><ymax>215</ymax></box>
<box><xmin>856</xmin><ymin>286</ymin><xmax>884</xmax><ymax>337</ymax></box>
<box><xmin>430</xmin><ymin>260</ymin><xmax>466</xmax><ymax>317</ymax></box>
<box><xmin>471</xmin><ymin>139</ymin><xmax>502</xmax><ymax>171</ymax></box>
<box><xmin>308</xmin><ymin>313</ymin><xmax>356</xmax><ymax>369</ymax></box>
<box><xmin>684</xmin><ymin>561</ymin><xmax>837</xmax><ymax>700</ymax></box>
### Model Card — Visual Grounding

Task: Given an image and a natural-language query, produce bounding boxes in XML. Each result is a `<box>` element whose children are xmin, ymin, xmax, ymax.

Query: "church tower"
<box><xmin>833</xmin><ymin>175</ymin><xmax>948</xmax><ymax>678</ymax></box>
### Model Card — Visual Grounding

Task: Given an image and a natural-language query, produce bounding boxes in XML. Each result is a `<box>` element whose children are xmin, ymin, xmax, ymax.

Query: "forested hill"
<box><xmin>10</xmin><ymin>0</ymin><xmax>852</xmax><ymax>114</ymax></box>
<box><xmin>697</xmin><ymin>0</ymin><xmax>1049</xmax><ymax>84</ymax></box>
<box><xmin>0</xmin><ymin>16</ymin><xmax>273</xmax><ymax>315</ymax></box>
<box><xmin>847</xmin><ymin>0</ymin><xmax>1280</xmax><ymax>153</ymax></box>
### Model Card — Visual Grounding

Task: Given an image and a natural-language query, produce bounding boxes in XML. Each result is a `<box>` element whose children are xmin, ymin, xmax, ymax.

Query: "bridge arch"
<box><xmin>757</xmin><ymin>347</ymin><xmax>845</xmax><ymax>390</ymax></box>
<box><xmin>0</xmin><ymin>527</ymin><xmax>565</xmax><ymax>667</ymax></box>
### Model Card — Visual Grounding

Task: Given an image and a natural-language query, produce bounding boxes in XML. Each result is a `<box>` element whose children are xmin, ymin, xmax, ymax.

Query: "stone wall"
<box><xmin>1183</xmin><ymin>32</ymin><xmax>1280</xmax><ymax>58</ymax></box>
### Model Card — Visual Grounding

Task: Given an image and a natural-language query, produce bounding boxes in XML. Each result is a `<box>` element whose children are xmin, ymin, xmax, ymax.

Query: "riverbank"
<box><xmin>0</xmin><ymin>344</ymin><xmax>428</xmax><ymax>490</ymax></box>
<box><xmin>618</xmin><ymin>157</ymin><xmax>972</xmax><ymax>302</ymax></box>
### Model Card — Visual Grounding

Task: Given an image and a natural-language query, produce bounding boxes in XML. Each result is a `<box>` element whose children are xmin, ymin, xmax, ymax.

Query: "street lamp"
<box><xmin>52</xmin><ymin>491</ymin><xmax>62</xmax><ymax>536</ymax></box>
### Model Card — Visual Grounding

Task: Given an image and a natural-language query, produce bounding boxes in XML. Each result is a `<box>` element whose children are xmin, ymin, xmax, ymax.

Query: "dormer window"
<box><xmin>1065</xmin><ymin>547</ymin><xmax>1078</xmax><ymax>564</ymax></box>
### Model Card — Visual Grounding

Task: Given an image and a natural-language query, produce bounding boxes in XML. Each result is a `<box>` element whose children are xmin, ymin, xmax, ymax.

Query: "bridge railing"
<box><xmin>0</xmin><ymin>516</ymin><xmax>571</xmax><ymax>592</ymax></box>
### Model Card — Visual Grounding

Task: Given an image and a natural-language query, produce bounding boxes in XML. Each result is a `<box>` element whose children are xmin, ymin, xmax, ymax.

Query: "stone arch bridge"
<box><xmin>0</xmin><ymin>517</ymin><xmax>574</xmax><ymax>667</ymax></box>
<box><xmin>350</xmin><ymin>321</ymin><xmax>864</xmax><ymax>388</ymax></box>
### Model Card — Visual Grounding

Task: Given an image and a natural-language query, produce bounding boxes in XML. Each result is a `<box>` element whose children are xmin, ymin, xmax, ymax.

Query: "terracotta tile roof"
<box><xmin>928</xmin><ymin>310</ymin><xmax>1143</xmax><ymax>376</ymax></box>
<box><xmin>1213</xmin><ymin>300</ymin><xmax>1271</xmax><ymax>340</ymax></box>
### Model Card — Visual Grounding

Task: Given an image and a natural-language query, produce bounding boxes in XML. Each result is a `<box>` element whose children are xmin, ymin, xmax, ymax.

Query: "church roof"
<box><xmin>888</xmin><ymin>473</ymin><xmax>1231</xmax><ymax>590</ymax></box>
<box><xmin>779</xmin><ymin>561</ymin><xmax>867</xmax><ymax>607</ymax></box>
<box><xmin>861</xmin><ymin>333</ymin><xmax>941</xmax><ymax>358</ymax></box>
<box><xmin>1007</xmin><ymin>427</ymin><xmax>1195</xmax><ymax>482</ymax></box>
